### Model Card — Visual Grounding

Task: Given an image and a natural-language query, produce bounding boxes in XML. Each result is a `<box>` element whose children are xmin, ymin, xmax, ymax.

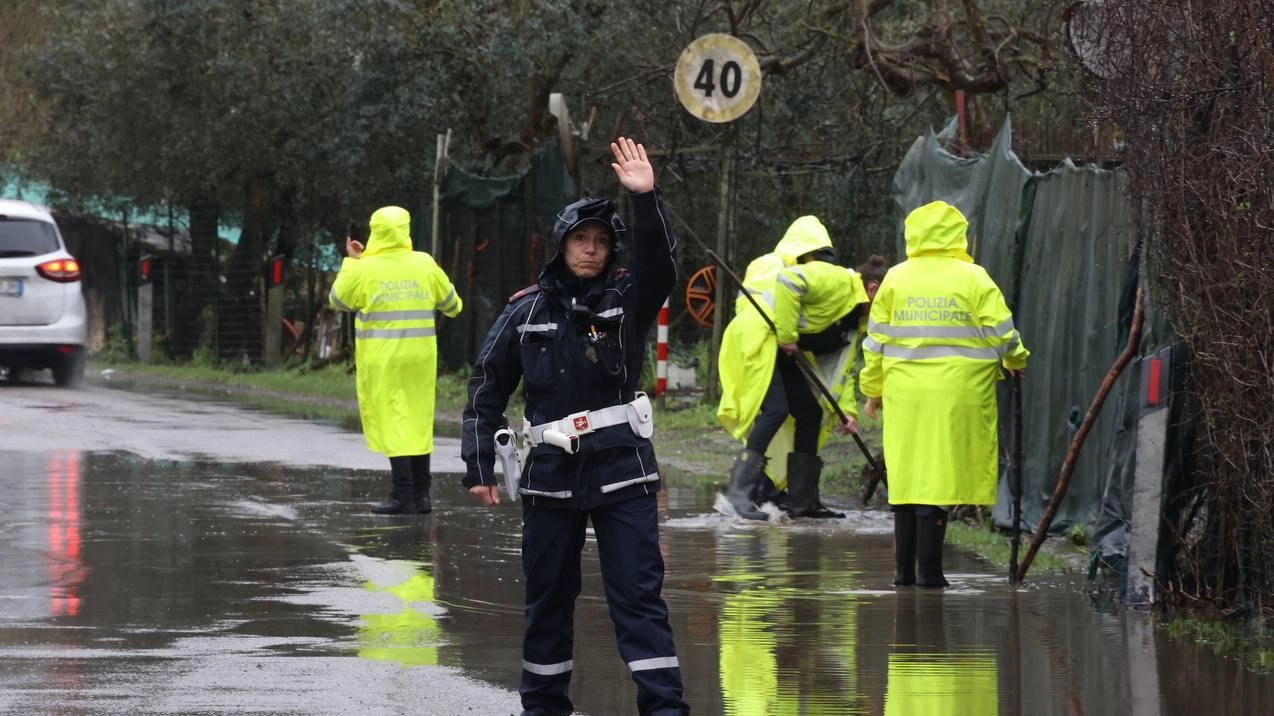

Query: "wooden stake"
<box><xmin>1016</xmin><ymin>285</ymin><xmax>1145</xmax><ymax>582</ymax></box>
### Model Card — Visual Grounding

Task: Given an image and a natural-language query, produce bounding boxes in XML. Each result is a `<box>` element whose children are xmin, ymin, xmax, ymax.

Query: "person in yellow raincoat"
<box><xmin>330</xmin><ymin>206</ymin><xmax>462</xmax><ymax>514</ymax></box>
<box><xmin>716</xmin><ymin>216</ymin><xmax>870</xmax><ymax>520</ymax></box>
<box><xmin>753</xmin><ymin>255</ymin><xmax>889</xmax><ymax>512</ymax></box>
<box><xmin>859</xmin><ymin>201</ymin><xmax>1028</xmax><ymax>587</ymax></box>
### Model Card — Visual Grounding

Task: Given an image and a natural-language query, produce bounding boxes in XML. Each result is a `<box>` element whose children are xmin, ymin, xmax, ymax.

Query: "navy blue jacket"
<box><xmin>461</xmin><ymin>189</ymin><xmax>677</xmax><ymax>509</ymax></box>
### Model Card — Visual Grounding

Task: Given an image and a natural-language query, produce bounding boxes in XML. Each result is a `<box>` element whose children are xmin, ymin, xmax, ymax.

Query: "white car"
<box><xmin>0</xmin><ymin>199</ymin><xmax>87</xmax><ymax>386</ymax></box>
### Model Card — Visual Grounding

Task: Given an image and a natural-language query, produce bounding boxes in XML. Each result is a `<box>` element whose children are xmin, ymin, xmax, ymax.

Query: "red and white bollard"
<box><xmin>656</xmin><ymin>298</ymin><xmax>669</xmax><ymax>405</ymax></box>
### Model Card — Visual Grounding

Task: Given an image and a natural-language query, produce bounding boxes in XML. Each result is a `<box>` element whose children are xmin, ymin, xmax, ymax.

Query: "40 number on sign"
<box><xmin>693</xmin><ymin>59</ymin><xmax>744</xmax><ymax>99</ymax></box>
<box><xmin>674</xmin><ymin>34</ymin><xmax>761</xmax><ymax>124</ymax></box>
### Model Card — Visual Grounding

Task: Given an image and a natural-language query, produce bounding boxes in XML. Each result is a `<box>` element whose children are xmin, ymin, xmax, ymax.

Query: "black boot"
<box><xmin>893</xmin><ymin>506</ymin><xmax>917</xmax><ymax>586</ymax></box>
<box><xmin>752</xmin><ymin>468</ymin><xmax>781</xmax><ymax>507</ymax></box>
<box><xmin>370</xmin><ymin>496</ymin><xmax>416</xmax><ymax>514</ymax></box>
<box><xmin>784</xmin><ymin>453</ymin><xmax>844</xmax><ymax>518</ymax></box>
<box><xmin>372</xmin><ymin>457</ymin><xmax>418</xmax><ymax>515</ymax></box>
<box><xmin>725</xmin><ymin>449</ymin><xmax>768</xmax><ymax>520</ymax></box>
<box><xmin>915</xmin><ymin>506</ymin><xmax>950</xmax><ymax>588</ymax></box>
<box><xmin>411</xmin><ymin>454</ymin><xmax>432</xmax><ymax>514</ymax></box>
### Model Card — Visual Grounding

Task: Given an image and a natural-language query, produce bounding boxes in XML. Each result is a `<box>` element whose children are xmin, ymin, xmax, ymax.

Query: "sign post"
<box><xmin>674</xmin><ymin>34</ymin><xmax>761</xmax><ymax>401</ymax></box>
<box><xmin>136</xmin><ymin>255</ymin><xmax>153</xmax><ymax>363</ymax></box>
<box><xmin>264</xmin><ymin>255</ymin><xmax>286</xmax><ymax>367</ymax></box>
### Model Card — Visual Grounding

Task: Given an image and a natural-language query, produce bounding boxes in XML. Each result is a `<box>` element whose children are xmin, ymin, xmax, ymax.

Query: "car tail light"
<box><xmin>36</xmin><ymin>259</ymin><xmax>81</xmax><ymax>283</ymax></box>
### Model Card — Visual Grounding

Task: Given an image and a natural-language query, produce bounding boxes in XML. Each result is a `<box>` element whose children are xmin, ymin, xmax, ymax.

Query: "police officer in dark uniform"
<box><xmin>461</xmin><ymin>137</ymin><xmax>688</xmax><ymax>716</ymax></box>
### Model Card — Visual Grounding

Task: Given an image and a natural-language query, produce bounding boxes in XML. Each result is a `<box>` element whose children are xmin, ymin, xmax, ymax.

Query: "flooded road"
<box><xmin>3</xmin><ymin>385</ymin><xmax>1273</xmax><ymax>714</ymax></box>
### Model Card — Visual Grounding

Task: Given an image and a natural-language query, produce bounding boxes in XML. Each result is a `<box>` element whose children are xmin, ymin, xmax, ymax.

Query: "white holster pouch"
<box><xmin>493</xmin><ymin>428</ymin><xmax>522</xmax><ymax>501</ymax></box>
<box><xmin>526</xmin><ymin>392</ymin><xmax>655</xmax><ymax>454</ymax></box>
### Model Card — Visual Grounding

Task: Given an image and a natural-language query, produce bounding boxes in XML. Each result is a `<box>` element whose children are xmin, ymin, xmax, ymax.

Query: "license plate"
<box><xmin>0</xmin><ymin>277</ymin><xmax>23</xmax><ymax>297</ymax></box>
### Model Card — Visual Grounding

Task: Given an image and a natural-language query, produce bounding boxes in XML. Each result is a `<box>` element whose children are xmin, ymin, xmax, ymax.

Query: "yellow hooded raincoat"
<box><xmin>330</xmin><ymin>206</ymin><xmax>462</xmax><ymax>457</ymax></box>
<box><xmin>858</xmin><ymin>201</ymin><xmax>1028</xmax><ymax>505</ymax></box>
<box><xmin>717</xmin><ymin>217</ymin><xmax>865</xmax><ymax>487</ymax></box>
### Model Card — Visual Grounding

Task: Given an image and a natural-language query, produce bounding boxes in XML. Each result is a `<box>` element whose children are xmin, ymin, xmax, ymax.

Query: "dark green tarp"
<box><xmin>892</xmin><ymin>118</ymin><xmax>1141</xmax><ymax>537</ymax></box>
<box><xmin>431</xmin><ymin>141</ymin><xmax>576</xmax><ymax>369</ymax></box>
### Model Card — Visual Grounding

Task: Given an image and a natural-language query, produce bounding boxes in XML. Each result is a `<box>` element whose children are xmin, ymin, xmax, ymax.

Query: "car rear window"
<box><xmin>0</xmin><ymin>218</ymin><xmax>60</xmax><ymax>257</ymax></box>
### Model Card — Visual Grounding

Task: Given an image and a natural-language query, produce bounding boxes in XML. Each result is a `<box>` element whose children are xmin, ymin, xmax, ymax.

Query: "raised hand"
<box><xmin>610</xmin><ymin>136</ymin><xmax>655</xmax><ymax>193</ymax></box>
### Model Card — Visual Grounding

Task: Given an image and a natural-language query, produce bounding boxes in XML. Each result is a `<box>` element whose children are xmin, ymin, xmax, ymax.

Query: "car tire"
<box><xmin>52</xmin><ymin>350</ymin><xmax>85</xmax><ymax>387</ymax></box>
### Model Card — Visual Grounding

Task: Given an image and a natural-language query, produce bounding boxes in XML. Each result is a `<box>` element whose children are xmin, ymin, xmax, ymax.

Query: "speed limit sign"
<box><xmin>674</xmin><ymin>34</ymin><xmax>762</xmax><ymax>123</ymax></box>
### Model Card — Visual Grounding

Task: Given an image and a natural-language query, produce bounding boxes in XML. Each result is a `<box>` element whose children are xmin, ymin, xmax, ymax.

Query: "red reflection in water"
<box><xmin>47</xmin><ymin>451</ymin><xmax>84</xmax><ymax>617</ymax></box>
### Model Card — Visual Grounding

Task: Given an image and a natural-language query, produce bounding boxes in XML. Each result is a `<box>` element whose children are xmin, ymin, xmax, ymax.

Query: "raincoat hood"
<box><xmin>773</xmin><ymin>215</ymin><xmax>833</xmax><ymax>264</ymax></box>
<box><xmin>903</xmin><ymin>201</ymin><xmax>973</xmax><ymax>262</ymax></box>
<box><xmin>365</xmin><ymin>206</ymin><xmax>414</xmax><ymax>257</ymax></box>
<box><xmin>543</xmin><ymin>195</ymin><xmax>628</xmax><ymax>284</ymax></box>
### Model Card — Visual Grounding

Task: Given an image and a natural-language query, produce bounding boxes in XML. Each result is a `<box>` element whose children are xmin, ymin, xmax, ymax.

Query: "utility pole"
<box><xmin>673</xmin><ymin>33</ymin><xmax>762</xmax><ymax>403</ymax></box>
<box><xmin>431</xmin><ymin>129</ymin><xmax>451</xmax><ymax>257</ymax></box>
<box><xmin>707</xmin><ymin>135</ymin><xmax>734</xmax><ymax>402</ymax></box>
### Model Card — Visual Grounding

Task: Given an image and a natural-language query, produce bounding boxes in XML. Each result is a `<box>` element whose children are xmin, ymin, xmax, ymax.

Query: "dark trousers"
<box><xmin>520</xmin><ymin>494</ymin><xmax>688</xmax><ymax>716</ymax></box>
<box><xmin>746</xmin><ymin>351</ymin><xmax>821</xmax><ymax>455</ymax></box>
<box><xmin>387</xmin><ymin>454</ymin><xmax>429</xmax><ymax>498</ymax></box>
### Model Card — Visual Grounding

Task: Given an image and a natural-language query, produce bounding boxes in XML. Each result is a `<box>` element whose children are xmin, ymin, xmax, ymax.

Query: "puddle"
<box><xmin>0</xmin><ymin>449</ymin><xmax>1271</xmax><ymax>715</ymax></box>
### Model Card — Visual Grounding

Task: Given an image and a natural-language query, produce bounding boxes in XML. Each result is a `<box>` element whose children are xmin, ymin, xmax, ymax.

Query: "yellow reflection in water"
<box><xmin>716</xmin><ymin>530</ymin><xmax>864</xmax><ymax>715</ymax></box>
<box><xmin>357</xmin><ymin>562</ymin><xmax>441</xmax><ymax>667</ymax></box>
<box><xmin>884</xmin><ymin>652</ymin><xmax>998</xmax><ymax>715</ymax></box>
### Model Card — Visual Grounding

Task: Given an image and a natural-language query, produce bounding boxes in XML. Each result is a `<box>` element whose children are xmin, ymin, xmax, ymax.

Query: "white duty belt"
<box><xmin>525</xmin><ymin>393</ymin><xmax>654</xmax><ymax>454</ymax></box>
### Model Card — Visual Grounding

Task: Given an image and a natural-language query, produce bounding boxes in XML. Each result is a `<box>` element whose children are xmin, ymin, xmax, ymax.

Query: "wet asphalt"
<box><xmin>3</xmin><ymin>377</ymin><xmax>1273</xmax><ymax>715</ymax></box>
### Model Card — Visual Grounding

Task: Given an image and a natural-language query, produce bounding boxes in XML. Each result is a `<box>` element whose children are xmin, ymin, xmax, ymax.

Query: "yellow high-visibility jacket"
<box><xmin>859</xmin><ymin>201</ymin><xmax>1028</xmax><ymax>505</ymax></box>
<box><xmin>718</xmin><ymin>216</ymin><xmax>865</xmax><ymax>445</ymax></box>
<box><xmin>732</xmin><ymin>215</ymin><xmax>833</xmax><ymax>316</ymax></box>
<box><xmin>330</xmin><ymin>206</ymin><xmax>462</xmax><ymax>457</ymax></box>
<box><xmin>760</xmin><ymin>261</ymin><xmax>867</xmax><ymax>487</ymax></box>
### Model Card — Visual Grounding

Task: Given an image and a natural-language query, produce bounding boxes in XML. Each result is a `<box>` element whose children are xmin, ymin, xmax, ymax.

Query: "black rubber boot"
<box><xmin>752</xmin><ymin>468</ymin><xmax>781</xmax><ymax>507</ymax></box>
<box><xmin>784</xmin><ymin>453</ymin><xmax>844</xmax><ymax>518</ymax></box>
<box><xmin>893</xmin><ymin>506</ymin><xmax>917</xmax><ymax>586</ymax></box>
<box><xmin>412</xmin><ymin>455</ymin><xmax>432</xmax><ymax>514</ymax></box>
<box><xmin>725</xmin><ymin>449</ymin><xmax>768</xmax><ymax>520</ymax></box>
<box><xmin>372</xmin><ymin>457</ymin><xmax>418</xmax><ymax>515</ymax></box>
<box><xmin>370</xmin><ymin>496</ymin><xmax>416</xmax><ymax>515</ymax></box>
<box><xmin>784</xmin><ymin>452</ymin><xmax>818</xmax><ymax>516</ymax></box>
<box><xmin>915</xmin><ymin>507</ymin><xmax>950</xmax><ymax>588</ymax></box>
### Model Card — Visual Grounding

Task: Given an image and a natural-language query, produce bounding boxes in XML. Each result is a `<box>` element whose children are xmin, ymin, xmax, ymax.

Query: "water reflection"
<box><xmin>46</xmin><ymin>450</ymin><xmax>85</xmax><ymax>617</ymax></box>
<box><xmin>353</xmin><ymin>520</ymin><xmax>444</xmax><ymax>667</ymax></box>
<box><xmin>885</xmin><ymin>591</ymin><xmax>997</xmax><ymax>715</ymax></box>
<box><xmin>713</xmin><ymin>528</ymin><xmax>869</xmax><ymax>715</ymax></box>
<box><xmin>2</xmin><ymin>451</ymin><xmax>1274</xmax><ymax>716</ymax></box>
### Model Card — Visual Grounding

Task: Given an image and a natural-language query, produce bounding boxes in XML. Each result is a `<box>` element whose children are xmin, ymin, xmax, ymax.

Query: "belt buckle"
<box><xmin>565</xmin><ymin>410</ymin><xmax>594</xmax><ymax>436</ymax></box>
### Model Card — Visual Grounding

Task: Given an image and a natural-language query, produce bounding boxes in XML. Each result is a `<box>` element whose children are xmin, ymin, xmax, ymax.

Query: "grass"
<box><xmin>1167</xmin><ymin>617</ymin><xmax>1274</xmax><ymax>673</ymax></box>
<box><xmin>945</xmin><ymin>520</ymin><xmax>1078</xmax><ymax>574</ymax></box>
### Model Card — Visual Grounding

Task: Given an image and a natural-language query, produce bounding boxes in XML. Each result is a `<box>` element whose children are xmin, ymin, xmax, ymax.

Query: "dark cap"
<box><xmin>553</xmin><ymin>196</ymin><xmax>627</xmax><ymax>255</ymax></box>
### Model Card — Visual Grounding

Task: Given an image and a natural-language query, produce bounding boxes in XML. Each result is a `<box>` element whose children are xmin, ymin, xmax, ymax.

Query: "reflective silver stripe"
<box><xmin>600</xmin><ymin>472</ymin><xmax>660</xmax><ymax>494</ymax></box>
<box><xmin>999</xmin><ymin>334</ymin><xmax>1021</xmax><ymax>355</ymax></box>
<box><xmin>862</xmin><ymin>335</ymin><xmax>884</xmax><ymax>353</ymax></box>
<box><xmin>994</xmin><ymin>317</ymin><xmax>1016</xmax><ymax>335</ymax></box>
<box><xmin>737</xmin><ymin>289</ymin><xmax>776</xmax><ymax>309</ymax></box>
<box><xmin>523</xmin><ymin>659</ymin><xmax>573</xmax><ymax>676</ymax></box>
<box><xmin>516</xmin><ymin>322</ymin><xmax>558</xmax><ymax>334</ymax></box>
<box><xmin>438</xmin><ymin>288</ymin><xmax>458</xmax><ymax>309</ymax></box>
<box><xmin>597</xmin><ymin>307</ymin><xmax>624</xmax><ymax>319</ymax></box>
<box><xmin>777</xmin><ymin>273</ymin><xmax>807</xmax><ymax>297</ymax></box>
<box><xmin>355</xmin><ymin>327</ymin><xmax>436</xmax><ymax>340</ymax></box>
<box><xmin>329</xmin><ymin>289</ymin><xmax>354</xmax><ymax>313</ymax></box>
<box><xmin>520</xmin><ymin>488</ymin><xmax>573</xmax><ymax>499</ymax></box>
<box><xmin>882</xmin><ymin>344</ymin><xmax>1000</xmax><ymax>361</ymax></box>
<box><xmin>628</xmin><ymin>656</ymin><xmax>680</xmax><ymax>672</ymax></box>
<box><xmin>356</xmin><ymin>309</ymin><xmax>435</xmax><ymax>322</ymax></box>
<box><xmin>868</xmin><ymin>321</ymin><xmax>983</xmax><ymax>339</ymax></box>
